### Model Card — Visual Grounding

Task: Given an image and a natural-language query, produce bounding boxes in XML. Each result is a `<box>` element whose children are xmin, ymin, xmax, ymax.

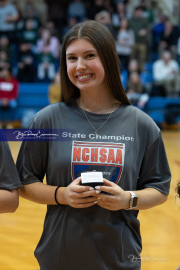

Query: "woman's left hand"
<box><xmin>94</xmin><ymin>179</ymin><xmax>131</xmax><ymax>211</ymax></box>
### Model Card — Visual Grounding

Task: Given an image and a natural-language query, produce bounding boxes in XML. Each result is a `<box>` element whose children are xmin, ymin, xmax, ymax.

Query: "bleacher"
<box><xmin>1</xmin><ymin>83</ymin><xmax>180</xmax><ymax>128</ymax></box>
<box><xmin>0</xmin><ymin>84</ymin><xmax>49</xmax><ymax>123</ymax></box>
<box><xmin>16</xmin><ymin>83</ymin><xmax>49</xmax><ymax>120</ymax></box>
<box><xmin>145</xmin><ymin>97</ymin><xmax>180</xmax><ymax>125</ymax></box>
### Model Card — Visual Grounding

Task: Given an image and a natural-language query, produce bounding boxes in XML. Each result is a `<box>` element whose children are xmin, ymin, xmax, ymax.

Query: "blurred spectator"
<box><xmin>17</xmin><ymin>42</ymin><xmax>36</xmax><ymax>82</ymax></box>
<box><xmin>37</xmin><ymin>45</ymin><xmax>55</xmax><ymax>82</ymax></box>
<box><xmin>112</xmin><ymin>1</ymin><xmax>127</xmax><ymax>28</ymax></box>
<box><xmin>139</xmin><ymin>0</ymin><xmax>154</xmax><ymax>23</ymax></box>
<box><xmin>129</xmin><ymin>6</ymin><xmax>149</xmax><ymax>71</ymax></box>
<box><xmin>0</xmin><ymin>0</ymin><xmax>19</xmax><ymax>42</ymax></box>
<box><xmin>67</xmin><ymin>0</ymin><xmax>86</xmax><ymax>22</ymax></box>
<box><xmin>0</xmin><ymin>36</ymin><xmax>13</xmax><ymax>65</ymax></box>
<box><xmin>104</xmin><ymin>0</ymin><xmax>113</xmax><ymax>14</ymax></box>
<box><xmin>47</xmin><ymin>0</ymin><xmax>67</xmax><ymax>30</ymax></box>
<box><xmin>45</xmin><ymin>20</ymin><xmax>58</xmax><ymax>37</ymax></box>
<box><xmin>17</xmin><ymin>3</ymin><xmax>41</xmax><ymax>33</ymax></box>
<box><xmin>126</xmin><ymin>70</ymin><xmax>149</xmax><ymax>109</ymax></box>
<box><xmin>95</xmin><ymin>10</ymin><xmax>117</xmax><ymax>38</ymax></box>
<box><xmin>152</xmin><ymin>14</ymin><xmax>167</xmax><ymax>54</ymax></box>
<box><xmin>61</xmin><ymin>17</ymin><xmax>78</xmax><ymax>39</ymax></box>
<box><xmin>37</xmin><ymin>28</ymin><xmax>60</xmax><ymax>59</ymax></box>
<box><xmin>18</xmin><ymin>19</ymin><xmax>39</xmax><ymax>47</ymax></box>
<box><xmin>12</xmin><ymin>1</ymin><xmax>23</xmax><ymax>22</ymax></box>
<box><xmin>0</xmin><ymin>50</ymin><xmax>10</xmax><ymax>70</ymax></box>
<box><xmin>23</xmin><ymin>1</ymin><xmax>39</xmax><ymax>20</ymax></box>
<box><xmin>48</xmin><ymin>72</ymin><xmax>60</xmax><ymax>104</ymax></box>
<box><xmin>127</xmin><ymin>71</ymin><xmax>144</xmax><ymax>93</ymax></box>
<box><xmin>152</xmin><ymin>51</ymin><xmax>180</xmax><ymax>97</ymax></box>
<box><xmin>115</xmin><ymin>18</ymin><xmax>135</xmax><ymax>70</ymax></box>
<box><xmin>126</xmin><ymin>0</ymin><xmax>140</xmax><ymax>19</ymax></box>
<box><xmin>127</xmin><ymin>59</ymin><xmax>141</xmax><ymax>76</ymax></box>
<box><xmin>158</xmin><ymin>20</ymin><xmax>179</xmax><ymax>60</ymax></box>
<box><xmin>87</xmin><ymin>0</ymin><xmax>106</xmax><ymax>20</ymax></box>
<box><xmin>126</xmin><ymin>88</ymin><xmax>149</xmax><ymax>109</ymax></box>
<box><xmin>0</xmin><ymin>66</ymin><xmax>19</xmax><ymax>127</ymax></box>
<box><xmin>34</xmin><ymin>0</ymin><xmax>48</xmax><ymax>26</ymax></box>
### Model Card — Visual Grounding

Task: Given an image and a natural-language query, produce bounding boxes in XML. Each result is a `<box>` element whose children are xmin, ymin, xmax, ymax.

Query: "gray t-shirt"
<box><xmin>0</xmin><ymin>140</ymin><xmax>21</xmax><ymax>190</ymax></box>
<box><xmin>0</xmin><ymin>4</ymin><xmax>18</xmax><ymax>31</ymax></box>
<box><xmin>16</xmin><ymin>100</ymin><xmax>171</xmax><ymax>270</ymax></box>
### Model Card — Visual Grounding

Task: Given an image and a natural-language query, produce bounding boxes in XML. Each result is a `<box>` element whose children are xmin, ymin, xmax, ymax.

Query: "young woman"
<box><xmin>115</xmin><ymin>18</ymin><xmax>135</xmax><ymax>70</ymax></box>
<box><xmin>17</xmin><ymin>20</ymin><xmax>171</xmax><ymax>270</ymax></box>
<box><xmin>0</xmin><ymin>138</ymin><xmax>21</xmax><ymax>213</ymax></box>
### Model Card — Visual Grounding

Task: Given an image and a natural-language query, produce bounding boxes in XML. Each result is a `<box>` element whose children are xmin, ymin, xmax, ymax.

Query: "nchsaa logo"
<box><xmin>71</xmin><ymin>141</ymin><xmax>125</xmax><ymax>184</ymax></box>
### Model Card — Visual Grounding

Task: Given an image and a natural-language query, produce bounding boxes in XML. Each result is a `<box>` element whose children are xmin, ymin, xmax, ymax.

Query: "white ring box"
<box><xmin>81</xmin><ymin>172</ymin><xmax>104</xmax><ymax>187</ymax></box>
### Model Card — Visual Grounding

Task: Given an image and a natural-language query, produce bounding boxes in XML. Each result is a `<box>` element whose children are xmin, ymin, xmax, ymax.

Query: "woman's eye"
<box><xmin>68</xmin><ymin>57</ymin><xmax>76</xmax><ymax>60</ymax></box>
<box><xmin>86</xmin><ymin>54</ymin><xmax>94</xmax><ymax>58</ymax></box>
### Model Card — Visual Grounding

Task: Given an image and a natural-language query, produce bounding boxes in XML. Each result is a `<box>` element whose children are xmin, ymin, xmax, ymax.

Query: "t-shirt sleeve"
<box><xmin>137</xmin><ymin>132</ymin><xmax>171</xmax><ymax>194</ymax></box>
<box><xmin>16</xmin><ymin>120</ymin><xmax>48</xmax><ymax>185</ymax></box>
<box><xmin>0</xmin><ymin>140</ymin><xmax>22</xmax><ymax>190</ymax></box>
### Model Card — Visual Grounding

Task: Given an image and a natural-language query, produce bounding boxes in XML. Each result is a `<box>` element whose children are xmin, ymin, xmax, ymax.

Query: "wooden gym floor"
<box><xmin>0</xmin><ymin>131</ymin><xmax>180</xmax><ymax>270</ymax></box>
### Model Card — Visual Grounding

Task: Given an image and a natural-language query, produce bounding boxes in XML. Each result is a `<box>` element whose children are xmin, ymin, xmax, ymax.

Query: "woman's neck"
<box><xmin>76</xmin><ymin>92</ymin><xmax>121</xmax><ymax>114</ymax></box>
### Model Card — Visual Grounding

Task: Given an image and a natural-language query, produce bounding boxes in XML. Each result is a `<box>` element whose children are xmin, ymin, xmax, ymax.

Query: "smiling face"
<box><xmin>66</xmin><ymin>39</ymin><xmax>109</xmax><ymax>94</ymax></box>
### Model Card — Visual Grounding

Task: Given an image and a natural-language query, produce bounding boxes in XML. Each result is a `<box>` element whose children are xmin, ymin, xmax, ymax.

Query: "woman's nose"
<box><xmin>76</xmin><ymin>58</ymin><xmax>86</xmax><ymax>70</ymax></box>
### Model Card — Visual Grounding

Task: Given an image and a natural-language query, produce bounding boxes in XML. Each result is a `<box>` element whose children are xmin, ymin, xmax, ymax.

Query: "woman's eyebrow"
<box><xmin>66</xmin><ymin>50</ymin><xmax>96</xmax><ymax>56</ymax></box>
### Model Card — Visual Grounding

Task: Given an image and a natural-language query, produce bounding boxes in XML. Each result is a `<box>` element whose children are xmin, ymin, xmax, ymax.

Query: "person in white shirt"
<box><xmin>0</xmin><ymin>0</ymin><xmax>19</xmax><ymax>42</ymax></box>
<box><xmin>153</xmin><ymin>50</ymin><xmax>180</xmax><ymax>97</ymax></box>
<box><xmin>115</xmin><ymin>18</ymin><xmax>135</xmax><ymax>70</ymax></box>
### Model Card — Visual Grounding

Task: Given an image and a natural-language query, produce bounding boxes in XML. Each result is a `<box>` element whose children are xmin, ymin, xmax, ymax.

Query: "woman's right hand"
<box><xmin>57</xmin><ymin>177</ymin><xmax>100</xmax><ymax>208</ymax></box>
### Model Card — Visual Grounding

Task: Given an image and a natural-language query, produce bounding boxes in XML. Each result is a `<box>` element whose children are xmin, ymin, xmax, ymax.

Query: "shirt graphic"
<box><xmin>71</xmin><ymin>141</ymin><xmax>125</xmax><ymax>184</ymax></box>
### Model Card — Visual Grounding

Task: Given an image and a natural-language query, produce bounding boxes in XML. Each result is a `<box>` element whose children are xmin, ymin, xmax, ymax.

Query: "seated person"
<box><xmin>36</xmin><ymin>28</ymin><xmax>60</xmax><ymax>59</ymax></box>
<box><xmin>127</xmin><ymin>59</ymin><xmax>141</xmax><ymax>77</ymax></box>
<box><xmin>17</xmin><ymin>42</ymin><xmax>36</xmax><ymax>82</ymax></box>
<box><xmin>37</xmin><ymin>45</ymin><xmax>55</xmax><ymax>82</ymax></box>
<box><xmin>126</xmin><ymin>88</ymin><xmax>149</xmax><ymax>110</ymax></box>
<box><xmin>61</xmin><ymin>17</ymin><xmax>78</xmax><ymax>40</ymax></box>
<box><xmin>158</xmin><ymin>20</ymin><xmax>179</xmax><ymax>60</ymax></box>
<box><xmin>126</xmin><ymin>71</ymin><xmax>149</xmax><ymax>110</ymax></box>
<box><xmin>0</xmin><ymin>50</ymin><xmax>10</xmax><ymax>70</ymax></box>
<box><xmin>0</xmin><ymin>138</ymin><xmax>21</xmax><ymax>213</ymax></box>
<box><xmin>48</xmin><ymin>72</ymin><xmax>60</xmax><ymax>104</ymax></box>
<box><xmin>0</xmin><ymin>67</ymin><xmax>19</xmax><ymax>127</ymax></box>
<box><xmin>127</xmin><ymin>71</ymin><xmax>144</xmax><ymax>93</ymax></box>
<box><xmin>0</xmin><ymin>36</ymin><xmax>13</xmax><ymax>65</ymax></box>
<box><xmin>152</xmin><ymin>14</ymin><xmax>167</xmax><ymax>53</ymax></box>
<box><xmin>95</xmin><ymin>10</ymin><xmax>117</xmax><ymax>39</ymax></box>
<box><xmin>45</xmin><ymin>20</ymin><xmax>59</xmax><ymax>37</ymax></box>
<box><xmin>86</xmin><ymin>0</ymin><xmax>106</xmax><ymax>20</ymax></box>
<box><xmin>152</xmin><ymin>50</ymin><xmax>180</xmax><ymax>97</ymax></box>
<box><xmin>17</xmin><ymin>18</ymin><xmax>39</xmax><ymax>47</ymax></box>
<box><xmin>17</xmin><ymin>2</ymin><xmax>41</xmax><ymax>32</ymax></box>
<box><xmin>112</xmin><ymin>1</ymin><xmax>127</xmax><ymax>28</ymax></box>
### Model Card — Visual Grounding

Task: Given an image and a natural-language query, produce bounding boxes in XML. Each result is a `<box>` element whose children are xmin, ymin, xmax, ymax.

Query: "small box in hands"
<box><xmin>81</xmin><ymin>172</ymin><xmax>104</xmax><ymax>187</ymax></box>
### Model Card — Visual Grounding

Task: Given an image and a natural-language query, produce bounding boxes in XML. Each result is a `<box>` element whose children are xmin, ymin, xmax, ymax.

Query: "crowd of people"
<box><xmin>0</xmin><ymin>0</ymin><xmax>180</xmax><ymax>112</ymax></box>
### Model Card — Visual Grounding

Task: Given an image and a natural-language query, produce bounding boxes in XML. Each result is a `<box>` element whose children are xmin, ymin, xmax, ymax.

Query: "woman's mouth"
<box><xmin>76</xmin><ymin>74</ymin><xmax>93</xmax><ymax>81</ymax></box>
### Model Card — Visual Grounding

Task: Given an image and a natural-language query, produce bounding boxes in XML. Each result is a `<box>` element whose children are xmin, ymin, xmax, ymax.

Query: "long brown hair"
<box><xmin>60</xmin><ymin>20</ymin><xmax>130</xmax><ymax>105</ymax></box>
